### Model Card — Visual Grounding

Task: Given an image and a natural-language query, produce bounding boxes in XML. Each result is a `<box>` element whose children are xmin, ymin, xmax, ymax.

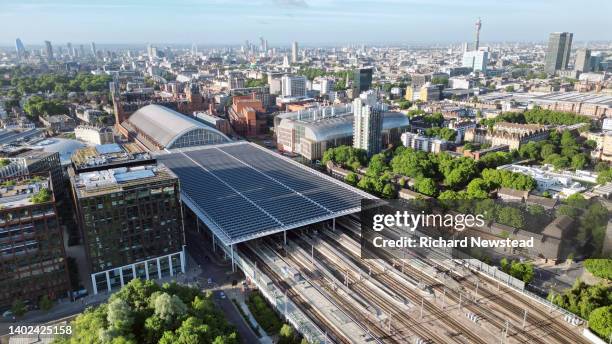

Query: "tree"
<box><xmin>584</xmin><ymin>259</ymin><xmax>612</xmax><ymax>280</ymax></box>
<box><xmin>466</xmin><ymin>178</ymin><xmax>489</xmax><ymax>199</ymax></box>
<box><xmin>107</xmin><ymin>298</ymin><xmax>134</xmax><ymax>334</ymax></box>
<box><xmin>571</xmin><ymin>154</ymin><xmax>589</xmax><ymax>170</ymax></box>
<box><xmin>153</xmin><ymin>293</ymin><xmax>187</xmax><ymax>325</ymax></box>
<box><xmin>589</xmin><ymin>306</ymin><xmax>612</xmax><ymax>340</ymax></box>
<box><xmin>381</xmin><ymin>183</ymin><xmax>396</xmax><ymax>199</ymax></box>
<box><xmin>344</xmin><ymin>172</ymin><xmax>358</xmax><ymax>186</ymax></box>
<box><xmin>505</xmin><ymin>85</ymin><xmax>515</xmax><ymax>92</ymax></box>
<box><xmin>39</xmin><ymin>295</ymin><xmax>54</xmax><ymax>312</ymax></box>
<box><xmin>414</xmin><ymin>178</ymin><xmax>437</xmax><ymax>197</ymax></box>
<box><xmin>55</xmin><ymin>279</ymin><xmax>237</xmax><ymax>344</ymax></box>
<box><xmin>11</xmin><ymin>300</ymin><xmax>26</xmax><ymax>317</ymax></box>
<box><xmin>278</xmin><ymin>324</ymin><xmax>297</xmax><ymax>344</ymax></box>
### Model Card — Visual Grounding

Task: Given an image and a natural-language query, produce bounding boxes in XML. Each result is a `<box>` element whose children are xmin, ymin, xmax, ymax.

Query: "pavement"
<box><xmin>186</xmin><ymin>229</ymin><xmax>263</xmax><ymax>344</ymax></box>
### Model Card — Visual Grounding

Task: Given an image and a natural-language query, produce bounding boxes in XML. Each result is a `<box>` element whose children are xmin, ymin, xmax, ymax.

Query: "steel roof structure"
<box><xmin>156</xmin><ymin>142</ymin><xmax>375</xmax><ymax>246</ymax></box>
<box><xmin>125</xmin><ymin>105</ymin><xmax>230</xmax><ymax>149</ymax></box>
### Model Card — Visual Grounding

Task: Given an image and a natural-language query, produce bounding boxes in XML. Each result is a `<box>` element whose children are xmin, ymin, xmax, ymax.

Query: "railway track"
<box><xmin>293</xmin><ymin>232</ymin><xmax>489</xmax><ymax>344</ymax></box>
<box><xmin>334</xmin><ymin>221</ymin><xmax>588</xmax><ymax>344</ymax></box>
<box><xmin>310</xmin><ymin>231</ymin><xmax>491</xmax><ymax>344</ymax></box>
<box><xmin>261</xmin><ymin>238</ymin><xmax>397</xmax><ymax>344</ymax></box>
<box><xmin>240</xmin><ymin>244</ymin><xmax>351</xmax><ymax>344</ymax></box>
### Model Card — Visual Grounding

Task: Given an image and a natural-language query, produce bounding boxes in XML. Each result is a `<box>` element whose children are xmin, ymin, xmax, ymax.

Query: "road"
<box><xmin>186</xmin><ymin>230</ymin><xmax>262</xmax><ymax>344</ymax></box>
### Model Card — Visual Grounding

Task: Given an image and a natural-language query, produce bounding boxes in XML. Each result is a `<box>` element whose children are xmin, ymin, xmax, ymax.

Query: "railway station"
<box><xmin>151</xmin><ymin>140</ymin><xmax>589</xmax><ymax>344</ymax></box>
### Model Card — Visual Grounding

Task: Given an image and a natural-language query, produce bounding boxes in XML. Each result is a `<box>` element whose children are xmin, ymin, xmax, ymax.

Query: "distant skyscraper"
<box><xmin>44</xmin><ymin>40</ymin><xmax>53</xmax><ymax>60</ymax></box>
<box><xmin>575</xmin><ymin>48</ymin><xmax>591</xmax><ymax>72</ymax></box>
<box><xmin>474</xmin><ymin>18</ymin><xmax>482</xmax><ymax>51</ymax></box>
<box><xmin>291</xmin><ymin>41</ymin><xmax>298</xmax><ymax>64</ymax></box>
<box><xmin>544</xmin><ymin>32</ymin><xmax>573</xmax><ymax>75</ymax></box>
<box><xmin>90</xmin><ymin>42</ymin><xmax>97</xmax><ymax>57</ymax></box>
<box><xmin>67</xmin><ymin>42</ymin><xmax>73</xmax><ymax>57</ymax></box>
<box><xmin>353</xmin><ymin>67</ymin><xmax>373</xmax><ymax>93</ymax></box>
<box><xmin>15</xmin><ymin>38</ymin><xmax>25</xmax><ymax>59</ymax></box>
<box><xmin>353</xmin><ymin>90</ymin><xmax>383</xmax><ymax>156</ymax></box>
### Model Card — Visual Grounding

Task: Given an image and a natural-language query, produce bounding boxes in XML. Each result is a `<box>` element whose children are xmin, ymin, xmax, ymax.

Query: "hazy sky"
<box><xmin>1</xmin><ymin>0</ymin><xmax>611</xmax><ymax>46</ymax></box>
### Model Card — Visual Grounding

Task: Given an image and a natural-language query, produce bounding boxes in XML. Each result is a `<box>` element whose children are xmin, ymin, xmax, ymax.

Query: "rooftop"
<box><xmin>155</xmin><ymin>141</ymin><xmax>375</xmax><ymax>246</ymax></box>
<box><xmin>72</xmin><ymin>164</ymin><xmax>177</xmax><ymax>198</ymax></box>
<box><xmin>0</xmin><ymin>176</ymin><xmax>52</xmax><ymax>209</ymax></box>
<box><xmin>123</xmin><ymin>104</ymin><xmax>231</xmax><ymax>150</ymax></box>
<box><xmin>71</xmin><ymin>143</ymin><xmax>153</xmax><ymax>172</ymax></box>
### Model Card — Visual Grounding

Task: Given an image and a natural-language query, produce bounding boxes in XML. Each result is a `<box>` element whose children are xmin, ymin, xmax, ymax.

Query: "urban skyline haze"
<box><xmin>1</xmin><ymin>0</ymin><xmax>611</xmax><ymax>45</ymax></box>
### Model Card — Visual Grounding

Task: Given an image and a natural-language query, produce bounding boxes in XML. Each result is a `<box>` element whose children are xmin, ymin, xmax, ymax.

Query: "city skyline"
<box><xmin>1</xmin><ymin>0</ymin><xmax>611</xmax><ymax>45</ymax></box>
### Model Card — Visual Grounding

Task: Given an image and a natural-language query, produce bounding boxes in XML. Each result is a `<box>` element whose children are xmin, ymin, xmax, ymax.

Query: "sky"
<box><xmin>1</xmin><ymin>0</ymin><xmax>611</xmax><ymax>46</ymax></box>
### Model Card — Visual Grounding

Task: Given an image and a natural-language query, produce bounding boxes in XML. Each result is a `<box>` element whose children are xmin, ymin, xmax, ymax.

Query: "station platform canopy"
<box><xmin>156</xmin><ymin>142</ymin><xmax>375</xmax><ymax>246</ymax></box>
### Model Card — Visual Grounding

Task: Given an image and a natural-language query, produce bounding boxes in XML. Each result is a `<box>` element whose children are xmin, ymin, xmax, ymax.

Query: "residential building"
<box><xmin>544</xmin><ymin>32</ymin><xmax>573</xmax><ymax>75</ymax></box>
<box><xmin>39</xmin><ymin>115</ymin><xmax>76</xmax><ymax>133</ymax></box>
<box><xmin>464</xmin><ymin>125</ymin><xmax>549</xmax><ymax>150</ymax></box>
<box><xmin>0</xmin><ymin>175</ymin><xmax>70</xmax><ymax>308</ymax></box>
<box><xmin>353</xmin><ymin>91</ymin><xmax>384</xmax><ymax>155</ymax></box>
<box><xmin>400</xmin><ymin>132</ymin><xmax>447</xmax><ymax>153</ymax></box>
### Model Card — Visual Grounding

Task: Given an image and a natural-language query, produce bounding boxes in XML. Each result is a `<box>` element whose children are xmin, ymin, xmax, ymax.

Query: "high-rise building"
<box><xmin>90</xmin><ymin>42</ymin><xmax>97</xmax><ymax>57</ymax></box>
<box><xmin>281</xmin><ymin>75</ymin><xmax>307</xmax><ymax>98</ymax></box>
<box><xmin>462</xmin><ymin>49</ymin><xmax>489</xmax><ymax>72</ymax></box>
<box><xmin>66</xmin><ymin>42</ymin><xmax>73</xmax><ymax>58</ymax></box>
<box><xmin>575</xmin><ymin>48</ymin><xmax>592</xmax><ymax>72</ymax></box>
<box><xmin>544</xmin><ymin>32</ymin><xmax>573</xmax><ymax>75</ymax></box>
<box><xmin>0</xmin><ymin>174</ymin><xmax>70</xmax><ymax>308</ymax></box>
<box><xmin>79</xmin><ymin>44</ymin><xmax>85</xmax><ymax>58</ymax></box>
<box><xmin>474</xmin><ymin>18</ymin><xmax>482</xmax><ymax>51</ymax></box>
<box><xmin>69</xmin><ymin>149</ymin><xmax>185</xmax><ymax>294</ymax></box>
<box><xmin>353</xmin><ymin>67</ymin><xmax>373</xmax><ymax>93</ymax></box>
<box><xmin>44</xmin><ymin>40</ymin><xmax>53</xmax><ymax>60</ymax></box>
<box><xmin>15</xmin><ymin>38</ymin><xmax>26</xmax><ymax>59</ymax></box>
<box><xmin>291</xmin><ymin>41</ymin><xmax>298</xmax><ymax>64</ymax></box>
<box><xmin>353</xmin><ymin>91</ymin><xmax>384</xmax><ymax>155</ymax></box>
<box><xmin>0</xmin><ymin>151</ymin><xmax>64</xmax><ymax>199</ymax></box>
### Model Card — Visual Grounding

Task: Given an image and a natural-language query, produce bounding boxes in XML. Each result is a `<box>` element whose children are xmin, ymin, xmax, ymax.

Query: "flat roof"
<box><xmin>156</xmin><ymin>142</ymin><xmax>375</xmax><ymax>246</ymax></box>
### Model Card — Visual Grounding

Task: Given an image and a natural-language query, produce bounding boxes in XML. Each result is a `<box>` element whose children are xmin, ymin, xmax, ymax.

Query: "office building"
<box><xmin>69</xmin><ymin>159</ymin><xmax>184</xmax><ymax>294</ymax></box>
<box><xmin>575</xmin><ymin>48</ymin><xmax>591</xmax><ymax>73</ymax></box>
<box><xmin>276</xmin><ymin>103</ymin><xmax>407</xmax><ymax>161</ymax></box>
<box><xmin>0</xmin><ymin>175</ymin><xmax>70</xmax><ymax>308</ymax></box>
<box><xmin>90</xmin><ymin>42</ymin><xmax>97</xmax><ymax>57</ymax></box>
<box><xmin>544</xmin><ymin>32</ymin><xmax>573</xmax><ymax>75</ymax></box>
<box><xmin>291</xmin><ymin>41</ymin><xmax>298</xmax><ymax>64</ymax></box>
<box><xmin>15</xmin><ymin>38</ymin><xmax>25</xmax><ymax>59</ymax></box>
<box><xmin>353</xmin><ymin>91</ymin><xmax>384</xmax><ymax>155</ymax></box>
<box><xmin>0</xmin><ymin>151</ymin><xmax>64</xmax><ymax>198</ymax></box>
<box><xmin>462</xmin><ymin>49</ymin><xmax>488</xmax><ymax>72</ymax></box>
<box><xmin>281</xmin><ymin>75</ymin><xmax>307</xmax><ymax>98</ymax></box>
<box><xmin>44</xmin><ymin>40</ymin><xmax>53</xmax><ymax>60</ymax></box>
<box><xmin>354</xmin><ymin>67</ymin><xmax>373</xmax><ymax>93</ymax></box>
